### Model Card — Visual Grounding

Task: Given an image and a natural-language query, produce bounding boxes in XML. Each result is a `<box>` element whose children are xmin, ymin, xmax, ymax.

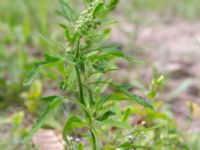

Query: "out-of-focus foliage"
<box><xmin>0</xmin><ymin>0</ymin><xmax>200</xmax><ymax>149</ymax></box>
<box><xmin>0</xmin><ymin>111</ymin><xmax>37</xmax><ymax>150</ymax></box>
<box><xmin>130</xmin><ymin>0</ymin><xmax>200</xmax><ymax>20</ymax></box>
<box><xmin>0</xmin><ymin>0</ymin><xmax>57</xmax><ymax>108</ymax></box>
<box><xmin>21</xmin><ymin>80</ymin><xmax>42</xmax><ymax>113</ymax></box>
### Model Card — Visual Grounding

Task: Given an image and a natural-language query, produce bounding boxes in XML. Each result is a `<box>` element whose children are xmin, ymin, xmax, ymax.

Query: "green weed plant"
<box><xmin>23</xmin><ymin>0</ymin><xmax>155</xmax><ymax>149</ymax></box>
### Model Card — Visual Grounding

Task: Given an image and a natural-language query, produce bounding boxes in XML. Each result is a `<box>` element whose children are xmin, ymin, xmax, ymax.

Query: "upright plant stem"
<box><xmin>75</xmin><ymin>38</ymin><xmax>85</xmax><ymax>106</ymax></box>
<box><xmin>75</xmin><ymin>66</ymin><xmax>85</xmax><ymax>106</ymax></box>
<box><xmin>90</xmin><ymin>128</ymin><xmax>97</xmax><ymax>150</ymax></box>
<box><xmin>74</xmin><ymin>36</ymin><xmax>97</xmax><ymax>149</ymax></box>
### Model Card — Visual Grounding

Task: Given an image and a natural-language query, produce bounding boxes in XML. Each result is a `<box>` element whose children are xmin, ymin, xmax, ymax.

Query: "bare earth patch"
<box><xmin>111</xmin><ymin>19</ymin><xmax>200</xmax><ymax>131</ymax></box>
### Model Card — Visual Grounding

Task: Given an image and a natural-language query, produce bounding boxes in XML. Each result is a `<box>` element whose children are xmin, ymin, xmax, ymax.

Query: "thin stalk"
<box><xmin>74</xmin><ymin>38</ymin><xmax>86</xmax><ymax>106</ymax></box>
<box><xmin>74</xmin><ymin>28</ymin><xmax>97</xmax><ymax>150</ymax></box>
<box><xmin>75</xmin><ymin>66</ymin><xmax>85</xmax><ymax>105</ymax></box>
<box><xmin>90</xmin><ymin>128</ymin><xmax>97</xmax><ymax>150</ymax></box>
<box><xmin>75</xmin><ymin>36</ymin><xmax>80</xmax><ymax>58</ymax></box>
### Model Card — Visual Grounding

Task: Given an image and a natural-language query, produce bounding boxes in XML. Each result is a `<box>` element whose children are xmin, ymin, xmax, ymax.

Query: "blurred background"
<box><xmin>0</xmin><ymin>0</ymin><xmax>200</xmax><ymax>149</ymax></box>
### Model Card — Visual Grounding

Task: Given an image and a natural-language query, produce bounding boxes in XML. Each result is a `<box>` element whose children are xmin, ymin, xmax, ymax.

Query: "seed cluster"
<box><xmin>74</xmin><ymin>0</ymin><xmax>104</xmax><ymax>35</ymax></box>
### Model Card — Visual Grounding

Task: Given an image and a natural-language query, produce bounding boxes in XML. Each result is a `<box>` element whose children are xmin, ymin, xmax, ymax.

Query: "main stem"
<box><xmin>74</xmin><ymin>36</ymin><xmax>98</xmax><ymax>149</ymax></box>
<box><xmin>75</xmin><ymin>66</ymin><xmax>85</xmax><ymax>105</ymax></box>
<box><xmin>75</xmin><ymin>37</ymin><xmax>85</xmax><ymax>106</ymax></box>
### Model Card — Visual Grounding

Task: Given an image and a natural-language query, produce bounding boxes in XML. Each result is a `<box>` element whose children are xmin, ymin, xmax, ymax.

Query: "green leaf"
<box><xmin>107</xmin><ymin>0</ymin><xmax>119</xmax><ymax>11</ymax></box>
<box><xmin>61</xmin><ymin>63</ymin><xmax>74</xmax><ymax>91</ymax></box>
<box><xmin>89</xmin><ymin>44</ymin><xmax>142</xmax><ymax>64</ymax></box>
<box><xmin>22</xmin><ymin>97</ymin><xmax>61</xmax><ymax>143</ymax></box>
<box><xmin>58</xmin><ymin>0</ymin><xmax>77</xmax><ymax>23</ymax></box>
<box><xmin>40</xmin><ymin>95</ymin><xmax>61</xmax><ymax>101</ymax></box>
<box><xmin>23</xmin><ymin>53</ymin><xmax>64</xmax><ymax>86</ymax></box>
<box><xmin>132</xmin><ymin>125</ymin><xmax>162</xmax><ymax>134</ymax></box>
<box><xmin>63</xmin><ymin>116</ymin><xmax>84</xmax><ymax>142</ymax></box>
<box><xmin>36</xmin><ymin>53</ymin><xmax>64</xmax><ymax>68</ymax></box>
<box><xmin>100</xmin><ymin>0</ymin><xmax>119</xmax><ymax>16</ymax></box>
<box><xmin>124</xmin><ymin>54</ymin><xmax>143</xmax><ymax>64</ymax></box>
<box><xmin>71</xmin><ymin>33</ymin><xmax>79</xmax><ymax>47</ymax></box>
<box><xmin>87</xmin><ymin>81</ymin><xmax>153</xmax><ymax>110</ymax></box>
<box><xmin>84</xmin><ymin>0</ymin><xmax>92</xmax><ymax>3</ymax></box>
<box><xmin>95</xmin><ymin>94</ymin><xmax>112</xmax><ymax>110</ymax></box>
<box><xmin>44</xmin><ymin>53</ymin><xmax>60</xmax><ymax>62</ymax></box>
<box><xmin>59</xmin><ymin>24</ymin><xmax>72</xmax><ymax>43</ymax></box>
<box><xmin>101</xmin><ymin>20</ymin><xmax>118</xmax><ymax>26</ymax></box>
<box><xmin>116</xmin><ymin>86</ymin><xmax>154</xmax><ymax>110</ymax></box>
<box><xmin>102</xmin><ymin>119</ymin><xmax>130</xmax><ymax>129</ymax></box>
<box><xmin>23</xmin><ymin>67</ymin><xmax>39</xmax><ymax>86</ymax></box>
<box><xmin>122</xmin><ymin>108</ymin><xmax>131</xmax><ymax>122</ymax></box>
<box><xmin>77</xmin><ymin>143</ymin><xmax>84</xmax><ymax>150</ymax></box>
<box><xmin>97</xmin><ymin>110</ymin><xmax>115</xmax><ymax>121</ymax></box>
<box><xmin>119</xmin><ymin>142</ymin><xmax>151</xmax><ymax>149</ymax></box>
<box><xmin>30</xmin><ymin>79</ymin><xmax>42</xmax><ymax>98</ymax></box>
<box><xmin>87</xmin><ymin>87</ymin><xmax>95</xmax><ymax>107</ymax></box>
<box><xmin>114</xmin><ymin>103</ymin><xmax>122</xmax><ymax>120</ymax></box>
<box><xmin>39</xmin><ymin>34</ymin><xmax>65</xmax><ymax>51</ymax></box>
<box><xmin>92</xmin><ymin>1</ymin><xmax>104</xmax><ymax>17</ymax></box>
<box><xmin>40</xmin><ymin>70</ymin><xmax>58</xmax><ymax>80</ymax></box>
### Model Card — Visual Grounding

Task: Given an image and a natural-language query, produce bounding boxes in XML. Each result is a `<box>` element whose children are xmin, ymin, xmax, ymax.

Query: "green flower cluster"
<box><xmin>74</xmin><ymin>0</ymin><xmax>104</xmax><ymax>35</ymax></box>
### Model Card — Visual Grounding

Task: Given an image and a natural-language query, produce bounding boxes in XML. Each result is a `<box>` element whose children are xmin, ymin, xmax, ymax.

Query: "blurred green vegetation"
<box><xmin>0</xmin><ymin>0</ymin><xmax>200</xmax><ymax>149</ymax></box>
<box><xmin>124</xmin><ymin>0</ymin><xmax>200</xmax><ymax>20</ymax></box>
<box><xmin>1</xmin><ymin>0</ymin><xmax>200</xmax><ymax>106</ymax></box>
